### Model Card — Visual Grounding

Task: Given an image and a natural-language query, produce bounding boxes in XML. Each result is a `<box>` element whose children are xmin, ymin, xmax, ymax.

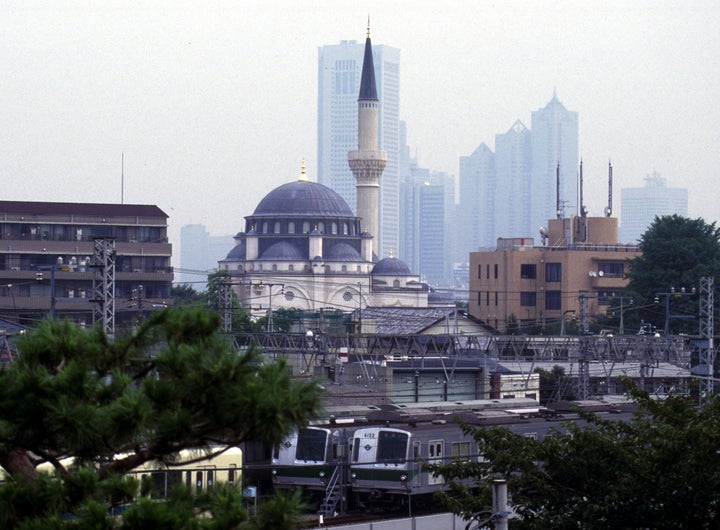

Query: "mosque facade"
<box><xmin>219</xmin><ymin>29</ymin><xmax>429</xmax><ymax>314</ymax></box>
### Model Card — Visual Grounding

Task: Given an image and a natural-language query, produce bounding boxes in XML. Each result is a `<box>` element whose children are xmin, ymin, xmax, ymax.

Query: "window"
<box><xmin>331</xmin><ymin>222</ymin><xmax>338</xmax><ymax>235</ymax></box>
<box><xmin>545</xmin><ymin>290</ymin><xmax>561</xmax><ymax>310</ymax></box>
<box><xmin>486</xmin><ymin>264</ymin><xmax>490</xmax><ymax>278</ymax></box>
<box><xmin>494</xmin><ymin>264</ymin><xmax>498</xmax><ymax>279</ymax></box>
<box><xmin>486</xmin><ymin>291</ymin><xmax>490</xmax><ymax>306</ymax></box>
<box><xmin>598</xmin><ymin>262</ymin><xmax>624</xmax><ymax>277</ymax></box>
<box><xmin>303</xmin><ymin>222</ymin><xmax>310</xmax><ymax>233</ymax></box>
<box><xmin>520</xmin><ymin>264</ymin><xmax>537</xmax><ymax>279</ymax></box>
<box><xmin>546</xmin><ymin>262</ymin><xmax>561</xmax><ymax>282</ymax></box>
<box><xmin>288</xmin><ymin>222</ymin><xmax>295</xmax><ymax>234</ymax></box>
<box><xmin>477</xmin><ymin>264</ymin><xmax>482</xmax><ymax>279</ymax></box>
<box><xmin>520</xmin><ymin>292</ymin><xmax>536</xmax><ymax>306</ymax></box>
<box><xmin>451</xmin><ymin>442</ymin><xmax>471</xmax><ymax>461</ymax></box>
<box><xmin>273</xmin><ymin>222</ymin><xmax>281</xmax><ymax>234</ymax></box>
<box><xmin>495</xmin><ymin>292</ymin><xmax>498</xmax><ymax>306</ymax></box>
<box><xmin>477</xmin><ymin>291</ymin><xmax>482</xmax><ymax>305</ymax></box>
<box><xmin>284</xmin><ymin>291</ymin><xmax>294</xmax><ymax>301</ymax></box>
<box><xmin>377</xmin><ymin>430</ymin><xmax>409</xmax><ymax>463</ymax></box>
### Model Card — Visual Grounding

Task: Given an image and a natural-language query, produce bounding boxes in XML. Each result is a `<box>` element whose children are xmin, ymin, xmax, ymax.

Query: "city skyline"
<box><xmin>2</xmin><ymin>1</ymin><xmax>718</xmax><ymax>267</ymax></box>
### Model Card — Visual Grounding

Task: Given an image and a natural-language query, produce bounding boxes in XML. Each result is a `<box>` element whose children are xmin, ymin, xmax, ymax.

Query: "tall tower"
<box><xmin>530</xmin><ymin>91</ymin><xmax>578</xmax><ymax>234</ymax></box>
<box><xmin>318</xmin><ymin>33</ymin><xmax>399</xmax><ymax>259</ymax></box>
<box><xmin>348</xmin><ymin>25</ymin><xmax>387</xmax><ymax>256</ymax></box>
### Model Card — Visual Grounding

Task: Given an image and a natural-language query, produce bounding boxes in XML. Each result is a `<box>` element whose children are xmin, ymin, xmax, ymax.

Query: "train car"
<box><xmin>125</xmin><ymin>446</ymin><xmax>243</xmax><ymax>498</ymax></box>
<box><xmin>271</xmin><ymin>426</ymin><xmax>349</xmax><ymax>491</ymax></box>
<box><xmin>349</xmin><ymin>422</ymin><xmax>477</xmax><ymax>507</ymax></box>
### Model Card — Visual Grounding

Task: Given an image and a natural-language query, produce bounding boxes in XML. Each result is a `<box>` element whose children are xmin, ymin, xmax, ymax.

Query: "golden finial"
<box><xmin>367</xmin><ymin>15</ymin><xmax>370</xmax><ymax>38</ymax></box>
<box><xmin>389</xmin><ymin>247</ymin><xmax>394</xmax><ymax>258</ymax></box>
<box><xmin>299</xmin><ymin>158</ymin><xmax>309</xmax><ymax>182</ymax></box>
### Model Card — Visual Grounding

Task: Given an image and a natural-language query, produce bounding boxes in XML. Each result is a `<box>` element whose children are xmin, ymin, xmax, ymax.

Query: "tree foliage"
<box><xmin>625</xmin><ymin>215</ymin><xmax>720</xmax><ymax>334</ymax></box>
<box><xmin>0</xmin><ymin>307</ymin><xmax>323</xmax><ymax>528</ymax></box>
<box><xmin>432</xmin><ymin>388</ymin><xmax>720</xmax><ymax>529</ymax></box>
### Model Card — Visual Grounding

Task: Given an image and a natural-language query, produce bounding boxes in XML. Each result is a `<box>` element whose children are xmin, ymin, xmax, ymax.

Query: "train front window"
<box><xmin>377</xmin><ymin>431</ymin><xmax>409</xmax><ymax>463</ymax></box>
<box><xmin>296</xmin><ymin>428</ymin><xmax>327</xmax><ymax>461</ymax></box>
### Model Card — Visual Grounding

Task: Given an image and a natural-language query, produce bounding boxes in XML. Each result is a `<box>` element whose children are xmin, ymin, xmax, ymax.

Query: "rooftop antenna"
<box><xmin>555</xmin><ymin>162</ymin><xmax>562</xmax><ymax>219</ymax></box>
<box><xmin>579</xmin><ymin>159</ymin><xmax>587</xmax><ymax>217</ymax></box>
<box><xmin>367</xmin><ymin>15</ymin><xmax>371</xmax><ymax>37</ymax></box>
<box><xmin>605</xmin><ymin>160</ymin><xmax>613</xmax><ymax>217</ymax></box>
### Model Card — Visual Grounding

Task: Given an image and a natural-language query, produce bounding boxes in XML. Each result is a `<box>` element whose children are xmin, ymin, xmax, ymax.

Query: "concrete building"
<box><xmin>620</xmin><ymin>171</ymin><xmax>688</xmax><ymax>243</ymax></box>
<box><xmin>317</xmin><ymin>35</ymin><xmax>400</xmax><ymax>259</ymax></box>
<box><xmin>469</xmin><ymin>215</ymin><xmax>640</xmax><ymax>333</ymax></box>
<box><xmin>0</xmin><ymin>201</ymin><xmax>173</xmax><ymax>329</ymax></box>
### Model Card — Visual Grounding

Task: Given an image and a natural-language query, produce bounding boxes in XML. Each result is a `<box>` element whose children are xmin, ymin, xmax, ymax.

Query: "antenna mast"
<box><xmin>556</xmin><ymin>162</ymin><xmax>562</xmax><ymax>219</ymax></box>
<box><xmin>605</xmin><ymin>160</ymin><xmax>613</xmax><ymax>217</ymax></box>
<box><xmin>121</xmin><ymin>152</ymin><xmax>124</xmax><ymax>205</ymax></box>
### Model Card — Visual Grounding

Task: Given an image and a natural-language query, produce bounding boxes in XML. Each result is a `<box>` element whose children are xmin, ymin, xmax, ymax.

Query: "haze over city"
<box><xmin>2</xmin><ymin>0</ymin><xmax>718</xmax><ymax>267</ymax></box>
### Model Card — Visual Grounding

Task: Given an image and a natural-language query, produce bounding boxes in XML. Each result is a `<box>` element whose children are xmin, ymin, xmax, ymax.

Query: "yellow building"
<box><xmin>469</xmin><ymin>216</ymin><xmax>640</xmax><ymax>333</ymax></box>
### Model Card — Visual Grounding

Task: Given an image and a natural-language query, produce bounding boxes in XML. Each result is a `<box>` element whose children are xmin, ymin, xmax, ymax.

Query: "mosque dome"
<box><xmin>372</xmin><ymin>256</ymin><xmax>411</xmax><ymax>276</ymax></box>
<box><xmin>224</xmin><ymin>240</ymin><xmax>246</xmax><ymax>260</ymax></box>
<box><xmin>253</xmin><ymin>180</ymin><xmax>354</xmax><ymax>218</ymax></box>
<box><xmin>261</xmin><ymin>241</ymin><xmax>303</xmax><ymax>260</ymax></box>
<box><xmin>326</xmin><ymin>242</ymin><xmax>363</xmax><ymax>261</ymax></box>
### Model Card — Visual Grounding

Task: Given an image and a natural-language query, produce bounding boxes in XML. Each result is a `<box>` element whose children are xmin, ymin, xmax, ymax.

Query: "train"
<box><xmin>1</xmin><ymin>446</ymin><xmax>244</xmax><ymax>501</ymax></box>
<box><xmin>271</xmin><ymin>398</ymin><xmax>635</xmax><ymax>514</ymax></box>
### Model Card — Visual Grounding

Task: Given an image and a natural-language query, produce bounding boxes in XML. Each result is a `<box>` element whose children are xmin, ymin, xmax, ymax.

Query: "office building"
<box><xmin>458</xmin><ymin>143</ymin><xmax>495</xmax><ymax>253</ymax></box>
<box><xmin>620</xmin><ymin>172</ymin><xmax>688</xmax><ymax>243</ymax></box>
<box><xmin>179</xmin><ymin>224</ymin><xmax>233</xmax><ymax>290</ymax></box>
<box><xmin>317</xmin><ymin>37</ymin><xmax>400</xmax><ymax>258</ymax></box>
<box><xmin>469</xmin><ymin>215</ymin><xmax>640</xmax><ymax>333</ymax></box>
<box><xmin>530</xmin><ymin>91</ymin><xmax>579</xmax><ymax>232</ymax></box>
<box><xmin>0</xmin><ymin>201</ymin><xmax>173</xmax><ymax>329</ymax></box>
<box><xmin>495</xmin><ymin>120</ymin><xmax>532</xmax><ymax>240</ymax></box>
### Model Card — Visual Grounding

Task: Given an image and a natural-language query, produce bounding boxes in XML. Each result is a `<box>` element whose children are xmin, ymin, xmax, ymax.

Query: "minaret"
<box><xmin>348</xmin><ymin>22</ymin><xmax>387</xmax><ymax>257</ymax></box>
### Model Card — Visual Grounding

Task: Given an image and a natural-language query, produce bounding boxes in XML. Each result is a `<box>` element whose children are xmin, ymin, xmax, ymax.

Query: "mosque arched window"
<box><xmin>341</xmin><ymin>265</ymin><xmax>347</xmax><ymax>272</ymax></box>
<box><xmin>342</xmin><ymin>223</ymin><xmax>348</xmax><ymax>235</ymax></box>
<box><xmin>288</xmin><ymin>222</ymin><xmax>295</xmax><ymax>234</ymax></box>
<box><xmin>393</xmin><ymin>279</ymin><xmax>400</xmax><ymax>288</ymax></box>
<box><xmin>288</xmin><ymin>264</ymin><xmax>294</xmax><ymax>271</ymax></box>
<box><xmin>237</xmin><ymin>265</ymin><xmax>244</xmax><ymax>272</ymax></box>
<box><xmin>331</xmin><ymin>222</ymin><xmax>338</xmax><ymax>235</ymax></box>
<box><xmin>303</xmin><ymin>222</ymin><xmax>310</xmax><ymax>234</ymax></box>
<box><xmin>274</xmin><ymin>222</ymin><xmax>281</xmax><ymax>234</ymax></box>
<box><xmin>262</xmin><ymin>222</ymin><xmax>268</xmax><ymax>234</ymax></box>
<box><xmin>272</xmin><ymin>264</ymin><xmax>278</xmax><ymax>271</ymax></box>
<box><xmin>318</xmin><ymin>222</ymin><xmax>325</xmax><ymax>234</ymax></box>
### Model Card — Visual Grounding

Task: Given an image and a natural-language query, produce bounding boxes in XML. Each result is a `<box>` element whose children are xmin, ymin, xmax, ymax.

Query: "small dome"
<box><xmin>224</xmin><ymin>241</ymin><xmax>246</xmax><ymax>260</ymax></box>
<box><xmin>372</xmin><ymin>256</ymin><xmax>411</xmax><ymax>276</ymax></box>
<box><xmin>260</xmin><ymin>241</ymin><xmax>303</xmax><ymax>260</ymax></box>
<box><xmin>253</xmin><ymin>180</ymin><xmax>354</xmax><ymax>217</ymax></box>
<box><xmin>326</xmin><ymin>242</ymin><xmax>362</xmax><ymax>262</ymax></box>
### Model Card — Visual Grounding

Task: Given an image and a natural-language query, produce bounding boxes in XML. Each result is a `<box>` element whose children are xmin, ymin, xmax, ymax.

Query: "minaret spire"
<box><xmin>348</xmin><ymin>24</ymin><xmax>387</xmax><ymax>257</ymax></box>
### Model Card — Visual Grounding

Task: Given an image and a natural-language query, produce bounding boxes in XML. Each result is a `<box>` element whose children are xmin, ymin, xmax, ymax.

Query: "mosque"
<box><xmin>219</xmin><ymin>28</ymin><xmax>430</xmax><ymax>314</ymax></box>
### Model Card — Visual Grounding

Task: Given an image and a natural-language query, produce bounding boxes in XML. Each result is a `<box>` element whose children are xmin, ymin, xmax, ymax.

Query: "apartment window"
<box><xmin>477</xmin><ymin>264</ymin><xmax>482</xmax><ymax>279</ymax></box>
<box><xmin>520</xmin><ymin>292</ymin><xmax>536</xmax><ymax>306</ymax></box>
<box><xmin>546</xmin><ymin>262</ymin><xmax>562</xmax><ymax>282</ymax></box>
<box><xmin>478</xmin><ymin>291</ymin><xmax>482</xmax><ymax>305</ymax></box>
<box><xmin>486</xmin><ymin>264</ymin><xmax>490</xmax><ymax>279</ymax></box>
<box><xmin>495</xmin><ymin>292</ymin><xmax>498</xmax><ymax>306</ymax></box>
<box><xmin>520</xmin><ymin>264</ymin><xmax>537</xmax><ymax>279</ymax></box>
<box><xmin>486</xmin><ymin>291</ymin><xmax>490</xmax><ymax>306</ymax></box>
<box><xmin>545</xmin><ymin>291</ymin><xmax>561</xmax><ymax>310</ymax></box>
<box><xmin>598</xmin><ymin>262</ymin><xmax>624</xmax><ymax>277</ymax></box>
<box><xmin>494</xmin><ymin>264</ymin><xmax>498</xmax><ymax>279</ymax></box>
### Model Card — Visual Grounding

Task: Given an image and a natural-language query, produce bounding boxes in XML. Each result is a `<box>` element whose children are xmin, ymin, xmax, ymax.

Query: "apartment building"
<box><xmin>0</xmin><ymin>201</ymin><xmax>173</xmax><ymax>330</ymax></box>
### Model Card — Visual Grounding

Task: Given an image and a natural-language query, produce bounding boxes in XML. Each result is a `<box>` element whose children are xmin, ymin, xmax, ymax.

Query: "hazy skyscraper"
<box><xmin>458</xmin><ymin>143</ymin><xmax>496</xmax><ymax>253</ymax></box>
<box><xmin>180</xmin><ymin>224</ymin><xmax>233</xmax><ymax>290</ymax></box>
<box><xmin>495</xmin><ymin>120</ymin><xmax>532</xmax><ymax>240</ymax></box>
<box><xmin>318</xmin><ymin>38</ymin><xmax>400</xmax><ymax>258</ymax></box>
<box><xmin>620</xmin><ymin>172</ymin><xmax>688</xmax><ymax>243</ymax></box>
<box><xmin>530</xmin><ymin>91</ymin><xmax>579</xmax><ymax>233</ymax></box>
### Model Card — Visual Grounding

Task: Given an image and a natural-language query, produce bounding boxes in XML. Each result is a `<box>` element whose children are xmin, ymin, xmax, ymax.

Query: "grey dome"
<box><xmin>261</xmin><ymin>241</ymin><xmax>303</xmax><ymax>260</ymax></box>
<box><xmin>326</xmin><ymin>242</ymin><xmax>362</xmax><ymax>261</ymax></box>
<box><xmin>224</xmin><ymin>241</ymin><xmax>246</xmax><ymax>260</ymax></box>
<box><xmin>372</xmin><ymin>256</ymin><xmax>411</xmax><ymax>275</ymax></box>
<box><xmin>253</xmin><ymin>180</ymin><xmax>353</xmax><ymax>217</ymax></box>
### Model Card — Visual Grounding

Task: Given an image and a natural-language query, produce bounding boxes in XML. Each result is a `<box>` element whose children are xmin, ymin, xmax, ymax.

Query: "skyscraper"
<box><xmin>530</xmin><ymin>91</ymin><xmax>579</xmax><ymax>233</ymax></box>
<box><xmin>318</xmin><ymin>37</ymin><xmax>400</xmax><ymax>258</ymax></box>
<box><xmin>458</xmin><ymin>143</ymin><xmax>495</xmax><ymax>253</ymax></box>
<box><xmin>495</xmin><ymin>120</ymin><xmax>532</xmax><ymax>240</ymax></box>
<box><xmin>620</xmin><ymin>172</ymin><xmax>688</xmax><ymax>243</ymax></box>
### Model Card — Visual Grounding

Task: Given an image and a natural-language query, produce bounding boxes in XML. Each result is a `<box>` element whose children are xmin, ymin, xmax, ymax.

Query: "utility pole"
<box><xmin>656</xmin><ymin>287</ymin><xmax>696</xmax><ymax>335</ymax></box>
<box><xmin>90</xmin><ymin>238</ymin><xmax>116</xmax><ymax>337</ymax></box>
<box><xmin>698</xmin><ymin>277</ymin><xmax>714</xmax><ymax>401</ymax></box>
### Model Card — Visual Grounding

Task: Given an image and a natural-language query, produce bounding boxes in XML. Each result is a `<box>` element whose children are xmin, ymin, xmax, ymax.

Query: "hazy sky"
<box><xmin>2</xmin><ymin>0</ymin><xmax>719</xmax><ymax>265</ymax></box>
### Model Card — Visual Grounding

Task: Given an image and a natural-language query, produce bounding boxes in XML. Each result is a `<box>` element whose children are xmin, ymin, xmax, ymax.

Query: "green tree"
<box><xmin>625</xmin><ymin>215</ymin><xmax>720</xmax><ymax>334</ymax></box>
<box><xmin>171</xmin><ymin>284</ymin><xmax>208</xmax><ymax>309</ymax></box>
<box><xmin>431</xmin><ymin>388</ymin><xmax>720</xmax><ymax>529</ymax></box>
<box><xmin>0</xmin><ymin>307</ymin><xmax>323</xmax><ymax>529</ymax></box>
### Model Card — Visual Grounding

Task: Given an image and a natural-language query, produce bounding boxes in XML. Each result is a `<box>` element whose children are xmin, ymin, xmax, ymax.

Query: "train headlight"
<box><xmin>400</xmin><ymin>474</ymin><xmax>408</xmax><ymax>481</ymax></box>
<box><xmin>319</xmin><ymin>471</ymin><xmax>325</xmax><ymax>478</ymax></box>
<box><xmin>351</xmin><ymin>472</ymin><xmax>356</xmax><ymax>479</ymax></box>
<box><xmin>271</xmin><ymin>469</ymin><xmax>277</xmax><ymax>475</ymax></box>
